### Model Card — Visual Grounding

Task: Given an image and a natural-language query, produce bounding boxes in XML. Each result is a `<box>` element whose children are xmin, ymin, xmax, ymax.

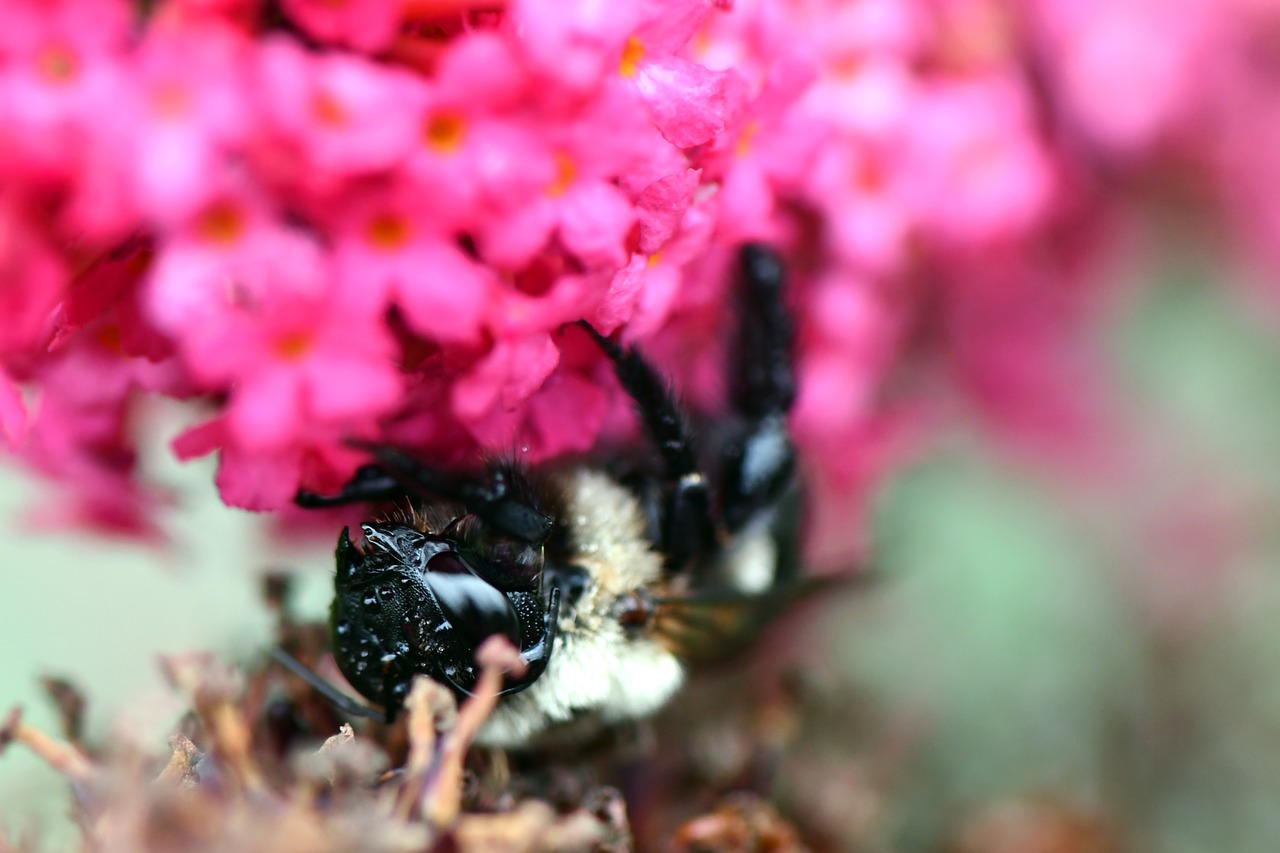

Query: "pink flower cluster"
<box><xmin>1</xmin><ymin>0</ymin><xmax>1275</xmax><ymax>559</ymax></box>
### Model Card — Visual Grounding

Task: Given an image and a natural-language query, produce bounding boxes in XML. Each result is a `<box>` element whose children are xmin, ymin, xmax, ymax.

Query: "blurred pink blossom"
<box><xmin>0</xmin><ymin>372</ymin><xmax>26</xmax><ymax>450</ymax></box>
<box><xmin>252</xmin><ymin>38</ymin><xmax>426</xmax><ymax>188</ymax></box>
<box><xmin>278</xmin><ymin>0</ymin><xmax>405</xmax><ymax>53</ymax></box>
<box><xmin>0</xmin><ymin>0</ymin><xmax>1274</xmax><ymax>566</ymax></box>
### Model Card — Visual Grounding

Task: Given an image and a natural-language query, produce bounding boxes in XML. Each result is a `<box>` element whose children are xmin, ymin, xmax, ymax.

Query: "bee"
<box><xmin>276</xmin><ymin>244</ymin><xmax>804</xmax><ymax>749</ymax></box>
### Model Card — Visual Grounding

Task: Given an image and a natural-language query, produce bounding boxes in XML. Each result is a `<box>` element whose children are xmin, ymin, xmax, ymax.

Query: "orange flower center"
<box><xmin>197</xmin><ymin>202</ymin><xmax>246</xmax><ymax>246</ymax></box>
<box><xmin>275</xmin><ymin>332</ymin><xmax>313</xmax><ymax>361</ymax></box>
<box><xmin>36</xmin><ymin>45</ymin><xmax>77</xmax><ymax>83</ymax></box>
<box><xmin>855</xmin><ymin>154</ymin><xmax>884</xmax><ymax>195</ymax></box>
<box><xmin>547</xmin><ymin>153</ymin><xmax>576</xmax><ymax>198</ymax></box>
<box><xmin>366</xmin><ymin>213</ymin><xmax>411</xmax><ymax>250</ymax></box>
<box><xmin>150</xmin><ymin>82</ymin><xmax>191</xmax><ymax>118</ymax></box>
<box><xmin>736</xmin><ymin>120</ymin><xmax>759</xmax><ymax>158</ymax></box>
<box><xmin>619</xmin><ymin>37</ymin><xmax>645</xmax><ymax>78</ymax></box>
<box><xmin>830</xmin><ymin>53</ymin><xmax>865</xmax><ymax>79</ymax></box>
<box><xmin>424</xmin><ymin>112</ymin><xmax>466</xmax><ymax>153</ymax></box>
<box><xmin>312</xmin><ymin>91</ymin><xmax>347</xmax><ymax>126</ymax></box>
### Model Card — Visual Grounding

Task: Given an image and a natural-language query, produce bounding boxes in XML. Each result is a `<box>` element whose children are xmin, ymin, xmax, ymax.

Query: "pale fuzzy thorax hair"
<box><xmin>478</xmin><ymin>468</ymin><xmax>685</xmax><ymax>748</ymax></box>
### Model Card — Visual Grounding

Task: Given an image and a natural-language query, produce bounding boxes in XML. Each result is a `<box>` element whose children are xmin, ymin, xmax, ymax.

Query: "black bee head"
<box><xmin>335</xmin><ymin>522</ymin><xmax>437</xmax><ymax>582</ymax></box>
<box><xmin>330</xmin><ymin>521</ymin><xmax>559</xmax><ymax>711</ymax></box>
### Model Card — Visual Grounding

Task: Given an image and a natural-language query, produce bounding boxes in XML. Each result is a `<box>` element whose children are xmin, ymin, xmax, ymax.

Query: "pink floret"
<box><xmin>148</xmin><ymin>228</ymin><xmax>402</xmax><ymax>454</ymax></box>
<box><xmin>253</xmin><ymin>37</ymin><xmax>425</xmax><ymax>187</ymax></box>
<box><xmin>278</xmin><ymin>0</ymin><xmax>405</xmax><ymax>53</ymax></box>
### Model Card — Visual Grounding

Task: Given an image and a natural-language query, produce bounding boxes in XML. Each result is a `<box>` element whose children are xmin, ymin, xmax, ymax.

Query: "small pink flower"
<box><xmin>0</xmin><ymin>1</ymin><xmax>132</xmax><ymax>213</ymax></box>
<box><xmin>800</xmin><ymin>54</ymin><xmax>917</xmax><ymax>138</ymax></box>
<box><xmin>595</xmin><ymin>254</ymin><xmax>653</xmax><ymax>336</ymax></box>
<box><xmin>115</xmin><ymin>21</ymin><xmax>255</xmax><ymax>223</ymax></box>
<box><xmin>0</xmin><ymin>199</ymin><xmax>67</xmax><ymax>359</ymax></box>
<box><xmin>215</xmin><ymin>441</ymin><xmax>307</xmax><ymax>511</ymax></box>
<box><xmin>148</xmin><ymin>225</ymin><xmax>402</xmax><ymax>452</ymax></box>
<box><xmin>790</xmin><ymin>271</ymin><xmax>897</xmax><ymax>445</ymax></box>
<box><xmin>278</xmin><ymin>0</ymin><xmax>404</xmax><ymax>53</ymax></box>
<box><xmin>0</xmin><ymin>0</ymin><xmax>131</xmax><ymax>60</ymax></box>
<box><xmin>377</xmin><ymin>375</ymin><xmax>485</xmax><ymax>468</ymax></box>
<box><xmin>328</xmin><ymin>180</ymin><xmax>492</xmax><ymax>345</ymax></box>
<box><xmin>252</xmin><ymin>37</ymin><xmax>425</xmax><ymax>190</ymax></box>
<box><xmin>451</xmin><ymin>332</ymin><xmax>561</xmax><ymax>428</ymax></box>
<box><xmin>594</xmin><ymin>173</ymin><xmax>715</xmax><ymax>337</ymax></box>
<box><xmin>557</xmin><ymin>179</ymin><xmax>640</xmax><ymax>268</ymax></box>
<box><xmin>635</xmin><ymin>245</ymin><xmax>737</xmax><ymax>412</ymax></box>
<box><xmin>522</xmin><ymin>366</ymin><xmax>611</xmax><ymax>456</ymax></box>
<box><xmin>404</xmin><ymin>33</ymin><xmax>553</xmax><ymax>220</ymax></box>
<box><xmin>489</xmin><ymin>266</ymin><xmax>604</xmax><ymax>339</ymax></box>
<box><xmin>634</xmin><ymin>167</ymin><xmax>702</xmax><ymax>253</ymax></box>
<box><xmin>510</xmin><ymin>0</ymin><xmax>642</xmax><ymax>94</ymax></box>
<box><xmin>18</xmin><ymin>339</ymin><xmax>172</xmax><ymax>540</ymax></box>
<box><xmin>898</xmin><ymin>77</ymin><xmax>1056</xmax><ymax>245</ymax></box>
<box><xmin>805</xmin><ymin>141</ymin><xmax>910</xmax><ymax>274</ymax></box>
<box><xmin>701</xmin><ymin>56</ymin><xmax>826</xmax><ymax>241</ymax></box>
<box><xmin>48</xmin><ymin>239</ymin><xmax>173</xmax><ymax>361</ymax></box>
<box><xmin>619</xmin><ymin>0</ymin><xmax>740</xmax><ymax>147</ymax></box>
<box><xmin>458</xmin><ymin>324</ymin><xmax>614</xmax><ymax>459</ymax></box>
<box><xmin>475</xmin><ymin>81</ymin><xmax>662</xmax><ymax>269</ymax></box>
<box><xmin>48</xmin><ymin>251</ymin><xmax>139</xmax><ymax>353</ymax></box>
<box><xmin>1030</xmin><ymin>0</ymin><xmax>1218</xmax><ymax>152</ymax></box>
<box><xmin>468</xmin><ymin>362</ymin><xmax>611</xmax><ymax>458</ymax></box>
<box><xmin>143</xmin><ymin>178</ymin><xmax>288</xmax><ymax>370</ymax></box>
<box><xmin>174</xmin><ymin>417</ymin><xmax>366</xmax><ymax>511</ymax></box>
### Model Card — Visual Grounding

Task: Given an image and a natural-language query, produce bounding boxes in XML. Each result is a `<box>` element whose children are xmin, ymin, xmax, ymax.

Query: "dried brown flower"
<box><xmin>1</xmin><ymin>638</ymin><xmax>633</xmax><ymax>853</ymax></box>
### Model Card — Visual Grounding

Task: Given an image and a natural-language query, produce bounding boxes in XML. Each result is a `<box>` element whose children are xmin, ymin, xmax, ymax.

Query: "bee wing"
<box><xmin>650</xmin><ymin>575</ymin><xmax>858</xmax><ymax>667</ymax></box>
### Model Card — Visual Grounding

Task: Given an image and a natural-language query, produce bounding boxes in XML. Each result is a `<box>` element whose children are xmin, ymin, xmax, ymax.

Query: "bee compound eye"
<box><xmin>424</xmin><ymin>551</ymin><xmax>522</xmax><ymax>645</ymax></box>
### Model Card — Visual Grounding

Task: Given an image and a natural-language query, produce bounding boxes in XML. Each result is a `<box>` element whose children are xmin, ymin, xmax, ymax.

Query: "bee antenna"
<box><xmin>270</xmin><ymin>647</ymin><xmax>390</xmax><ymax>724</ymax></box>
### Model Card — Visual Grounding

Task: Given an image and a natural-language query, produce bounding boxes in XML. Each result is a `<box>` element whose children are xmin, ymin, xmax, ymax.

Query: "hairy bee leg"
<box><xmin>578</xmin><ymin>323</ymin><xmax>718</xmax><ymax>571</ymax></box>
<box><xmin>718</xmin><ymin>243</ymin><xmax>798</xmax><ymax>534</ymax></box>
<box><xmin>270</xmin><ymin>646</ymin><xmax>391</xmax><ymax>724</ymax></box>
<box><xmin>733</xmin><ymin>244</ymin><xmax>796</xmax><ymax>420</ymax></box>
<box><xmin>354</xmin><ymin>443</ymin><xmax>554</xmax><ymax>545</ymax></box>
<box><xmin>298</xmin><ymin>444</ymin><xmax>554</xmax><ymax>546</ymax></box>
<box><xmin>295</xmin><ymin>464</ymin><xmax>409</xmax><ymax>508</ymax></box>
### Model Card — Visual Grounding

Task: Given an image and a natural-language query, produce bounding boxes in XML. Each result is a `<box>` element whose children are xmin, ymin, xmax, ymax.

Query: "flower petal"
<box><xmin>559</xmin><ymin>181</ymin><xmax>635</xmax><ymax>268</ymax></box>
<box><xmin>635</xmin><ymin>56</ymin><xmax>735</xmax><ymax>147</ymax></box>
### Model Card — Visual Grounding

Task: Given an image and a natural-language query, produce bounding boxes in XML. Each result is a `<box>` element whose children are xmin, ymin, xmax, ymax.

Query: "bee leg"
<box><xmin>578</xmin><ymin>323</ymin><xmax>718</xmax><ymax>572</ymax></box>
<box><xmin>295</xmin><ymin>464</ymin><xmax>409</xmax><ymax>508</ymax></box>
<box><xmin>353</xmin><ymin>444</ymin><xmax>554</xmax><ymax>545</ymax></box>
<box><xmin>717</xmin><ymin>243</ymin><xmax>797</xmax><ymax>534</ymax></box>
<box><xmin>299</xmin><ymin>445</ymin><xmax>553</xmax><ymax>546</ymax></box>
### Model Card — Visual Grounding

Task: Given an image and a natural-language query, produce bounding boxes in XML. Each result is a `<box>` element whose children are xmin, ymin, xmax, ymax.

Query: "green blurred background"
<box><xmin>0</xmin><ymin>449</ymin><xmax>334</xmax><ymax>846</ymax></box>
<box><xmin>7</xmin><ymin>258</ymin><xmax>1280</xmax><ymax>850</ymax></box>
